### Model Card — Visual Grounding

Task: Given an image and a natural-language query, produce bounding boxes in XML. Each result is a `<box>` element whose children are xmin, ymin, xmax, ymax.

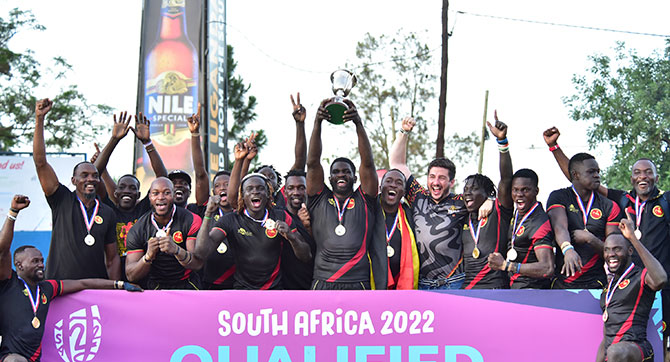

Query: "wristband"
<box><xmin>562</xmin><ymin>245</ymin><xmax>575</xmax><ymax>254</ymax></box>
<box><xmin>177</xmin><ymin>249</ymin><xmax>189</xmax><ymax>262</ymax></box>
<box><xmin>9</xmin><ymin>208</ymin><xmax>19</xmax><ymax>213</ymax></box>
<box><xmin>496</xmin><ymin>138</ymin><xmax>508</xmax><ymax>145</ymax></box>
<box><xmin>191</xmin><ymin>132</ymin><xmax>200</xmax><ymax>137</ymax></box>
<box><xmin>7</xmin><ymin>213</ymin><xmax>16</xmax><ymax>221</ymax></box>
<box><xmin>515</xmin><ymin>262</ymin><xmax>521</xmax><ymax>274</ymax></box>
<box><xmin>204</xmin><ymin>216</ymin><xmax>211</xmax><ymax>220</ymax></box>
<box><xmin>142</xmin><ymin>254</ymin><xmax>152</xmax><ymax>264</ymax></box>
<box><xmin>114</xmin><ymin>280</ymin><xmax>123</xmax><ymax>289</ymax></box>
<box><xmin>560</xmin><ymin>241</ymin><xmax>571</xmax><ymax>250</ymax></box>
<box><xmin>548</xmin><ymin>144</ymin><xmax>560</xmax><ymax>152</ymax></box>
<box><xmin>143</xmin><ymin>140</ymin><xmax>153</xmax><ymax>147</ymax></box>
<box><xmin>502</xmin><ymin>260</ymin><xmax>509</xmax><ymax>272</ymax></box>
<box><xmin>399</xmin><ymin>129</ymin><xmax>410</xmax><ymax>134</ymax></box>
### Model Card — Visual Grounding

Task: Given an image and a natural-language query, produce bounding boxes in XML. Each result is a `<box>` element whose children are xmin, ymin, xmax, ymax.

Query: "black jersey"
<box><xmin>405</xmin><ymin>175</ymin><xmax>467</xmax><ymax>279</ymax></box>
<box><xmin>600</xmin><ymin>265</ymin><xmax>655</xmax><ymax>349</ymax></box>
<box><xmin>212</xmin><ymin>207</ymin><xmax>298</xmax><ymax>289</ymax></box>
<box><xmin>0</xmin><ymin>271</ymin><xmax>62</xmax><ymax>361</ymax></box>
<box><xmin>275</xmin><ymin>187</ymin><xmax>287</xmax><ymax>210</ymax></box>
<box><xmin>308</xmin><ymin>185</ymin><xmax>384</xmax><ymax>285</ymax></box>
<box><xmin>202</xmin><ymin>208</ymin><xmax>236</xmax><ymax>290</ymax></box>
<box><xmin>279</xmin><ymin>212</ymin><xmax>315</xmax><ymax>290</ymax></box>
<box><xmin>462</xmin><ymin>199</ymin><xmax>512</xmax><ymax>289</ymax></box>
<box><xmin>126</xmin><ymin>206</ymin><xmax>202</xmax><ymax>288</ymax></box>
<box><xmin>46</xmin><ymin>184</ymin><xmax>117</xmax><ymax>280</ymax></box>
<box><xmin>507</xmin><ymin>202</ymin><xmax>554</xmax><ymax>289</ymax></box>
<box><xmin>548</xmin><ymin>188</ymin><xmax>621</xmax><ymax>288</ymax></box>
<box><xmin>102</xmin><ymin>195</ymin><xmax>151</xmax><ymax>258</ymax></box>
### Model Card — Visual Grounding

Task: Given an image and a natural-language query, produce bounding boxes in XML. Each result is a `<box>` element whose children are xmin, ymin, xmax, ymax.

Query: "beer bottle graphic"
<box><xmin>141</xmin><ymin>0</ymin><xmax>199</xmax><ymax>181</ymax></box>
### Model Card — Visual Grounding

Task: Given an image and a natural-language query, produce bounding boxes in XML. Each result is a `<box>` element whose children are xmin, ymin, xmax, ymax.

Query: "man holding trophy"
<box><xmin>306</xmin><ymin>70</ymin><xmax>387</xmax><ymax>290</ymax></box>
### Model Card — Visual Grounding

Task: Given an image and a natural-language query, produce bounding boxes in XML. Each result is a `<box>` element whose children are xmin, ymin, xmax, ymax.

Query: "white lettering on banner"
<box><xmin>147</xmin><ymin>95</ymin><xmax>194</xmax><ymax>115</ymax></box>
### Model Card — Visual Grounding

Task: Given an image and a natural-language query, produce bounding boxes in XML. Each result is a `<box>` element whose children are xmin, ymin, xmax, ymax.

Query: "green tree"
<box><xmin>564</xmin><ymin>41</ymin><xmax>670</xmax><ymax>190</ymax></box>
<box><xmin>225</xmin><ymin>44</ymin><xmax>264</xmax><ymax>167</ymax></box>
<box><xmin>348</xmin><ymin>30</ymin><xmax>478</xmax><ymax>172</ymax></box>
<box><xmin>0</xmin><ymin>8</ymin><xmax>111</xmax><ymax>151</ymax></box>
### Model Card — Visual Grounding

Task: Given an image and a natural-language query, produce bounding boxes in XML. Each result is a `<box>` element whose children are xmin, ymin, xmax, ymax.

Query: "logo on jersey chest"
<box><xmin>42</xmin><ymin>293</ymin><xmax>47</xmax><ymax>304</ymax></box>
<box><xmin>568</xmin><ymin>204</ymin><xmax>578</xmax><ymax>213</ymax></box>
<box><xmin>172</xmin><ymin>231</ymin><xmax>183</xmax><ymax>243</ymax></box>
<box><xmin>516</xmin><ymin>225</ymin><xmax>525</xmax><ymax>237</ymax></box>
<box><xmin>94</xmin><ymin>215</ymin><xmax>103</xmax><ymax>224</ymax></box>
<box><xmin>618</xmin><ymin>279</ymin><xmax>630</xmax><ymax>289</ymax></box>
<box><xmin>328</xmin><ymin>198</ymin><xmax>356</xmax><ymax>209</ymax></box>
<box><xmin>464</xmin><ymin>217</ymin><xmax>487</xmax><ymax>230</ymax></box>
<box><xmin>265</xmin><ymin>228</ymin><xmax>278</xmax><ymax>238</ymax></box>
<box><xmin>653</xmin><ymin>205</ymin><xmax>664</xmax><ymax>217</ymax></box>
<box><xmin>238</xmin><ymin>228</ymin><xmax>253</xmax><ymax>236</ymax></box>
<box><xmin>590</xmin><ymin>208</ymin><xmax>602</xmax><ymax>220</ymax></box>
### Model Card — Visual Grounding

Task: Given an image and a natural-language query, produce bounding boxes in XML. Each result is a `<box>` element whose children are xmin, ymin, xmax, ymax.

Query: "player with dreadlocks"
<box><xmin>461</xmin><ymin>112</ymin><xmax>514</xmax><ymax>289</ymax></box>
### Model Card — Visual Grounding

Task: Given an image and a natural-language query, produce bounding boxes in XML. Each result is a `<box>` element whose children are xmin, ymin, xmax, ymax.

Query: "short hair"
<box><xmin>568</xmin><ymin>152</ymin><xmax>596</xmax><ymax>180</ymax></box>
<box><xmin>254</xmin><ymin>165</ymin><xmax>282</xmax><ymax>189</ymax></box>
<box><xmin>238</xmin><ymin>173</ymin><xmax>274</xmax><ymax>213</ymax></box>
<box><xmin>428</xmin><ymin>158</ymin><xmax>456</xmax><ymax>180</ymax></box>
<box><xmin>72</xmin><ymin>161</ymin><xmax>97</xmax><ymax>177</ymax></box>
<box><xmin>512</xmin><ymin>168</ymin><xmax>539</xmax><ymax>187</ymax></box>
<box><xmin>286</xmin><ymin>169</ymin><xmax>307</xmax><ymax>179</ymax></box>
<box><xmin>381</xmin><ymin>168</ymin><xmax>407</xmax><ymax>185</ymax></box>
<box><xmin>13</xmin><ymin>245</ymin><xmax>37</xmax><ymax>260</ymax></box>
<box><xmin>633</xmin><ymin>158</ymin><xmax>658</xmax><ymax>175</ymax></box>
<box><xmin>214</xmin><ymin>170</ymin><xmax>231</xmax><ymax>180</ymax></box>
<box><xmin>330</xmin><ymin>157</ymin><xmax>357</xmax><ymax>176</ymax></box>
<box><xmin>118</xmin><ymin>174</ymin><xmax>140</xmax><ymax>186</ymax></box>
<box><xmin>463</xmin><ymin>174</ymin><xmax>496</xmax><ymax>198</ymax></box>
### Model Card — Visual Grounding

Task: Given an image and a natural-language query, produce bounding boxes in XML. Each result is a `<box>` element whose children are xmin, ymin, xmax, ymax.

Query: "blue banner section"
<box><xmin>10</xmin><ymin>231</ymin><xmax>50</xmax><ymax>262</ymax></box>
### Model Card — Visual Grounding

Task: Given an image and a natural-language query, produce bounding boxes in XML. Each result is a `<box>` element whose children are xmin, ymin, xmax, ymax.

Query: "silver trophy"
<box><xmin>325</xmin><ymin>69</ymin><xmax>357</xmax><ymax>124</ymax></box>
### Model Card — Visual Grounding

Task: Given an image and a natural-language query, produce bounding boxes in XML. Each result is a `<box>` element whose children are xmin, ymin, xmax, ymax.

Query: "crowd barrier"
<box><xmin>41</xmin><ymin>289</ymin><xmax>663</xmax><ymax>362</ymax></box>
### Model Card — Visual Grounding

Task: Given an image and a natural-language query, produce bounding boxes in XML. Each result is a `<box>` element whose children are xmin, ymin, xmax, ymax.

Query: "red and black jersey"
<box><xmin>126</xmin><ymin>206</ymin><xmax>202</xmax><ymax>288</ymax></box>
<box><xmin>508</xmin><ymin>202</ymin><xmax>554</xmax><ymax>289</ymax></box>
<box><xmin>102</xmin><ymin>194</ymin><xmax>150</xmax><ymax>258</ymax></box>
<box><xmin>308</xmin><ymin>185</ymin><xmax>379</xmax><ymax>284</ymax></box>
<box><xmin>462</xmin><ymin>199</ymin><xmax>512</xmax><ymax>289</ymax></box>
<box><xmin>600</xmin><ymin>265</ymin><xmax>655</xmax><ymax>350</ymax></box>
<box><xmin>46</xmin><ymin>184</ymin><xmax>117</xmax><ymax>280</ymax></box>
<box><xmin>212</xmin><ymin>207</ymin><xmax>298</xmax><ymax>290</ymax></box>
<box><xmin>405</xmin><ymin>175</ymin><xmax>467</xmax><ymax>280</ymax></box>
<box><xmin>202</xmin><ymin>208</ymin><xmax>236</xmax><ymax>290</ymax></box>
<box><xmin>548</xmin><ymin>187</ymin><xmax>622</xmax><ymax>288</ymax></box>
<box><xmin>0</xmin><ymin>271</ymin><xmax>62</xmax><ymax>361</ymax></box>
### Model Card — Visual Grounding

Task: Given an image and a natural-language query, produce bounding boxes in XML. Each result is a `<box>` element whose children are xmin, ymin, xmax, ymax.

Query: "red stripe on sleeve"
<box><xmin>126</xmin><ymin>249</ymin><xmax>144</xmax><ymax>254</ymax></box>
<box><xmin>546</xmin><ymin>204</ymin><xmax>565</xmax><ymax>211</ymax></box>
<box><xmin>608</xmin><ymin>201</ymin><xmax>621</xmax><ymax>222</ymax></box>
<box><xmin>188</xmin><ymin>213</ymin><xmax>203</xmax><ymax>237</ymax></box>
<box><xmin>212</xmin><ymin>227</ymin><xmax>226</xmax><ymax>236</ymax></box>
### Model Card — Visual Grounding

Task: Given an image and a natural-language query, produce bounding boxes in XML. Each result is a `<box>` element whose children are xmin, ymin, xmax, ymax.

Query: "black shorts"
<box><xmin>311</xmin><ymin>280</ymin><xmax>371</xmax><ymax>290</ymax></box>
<box><xmin>605</xmin><ymin>340</ymin><xmax>654</xmax><ymax>361</ymax></box>
<box><xmin>551</xmin><ymin>278</ymin><xmax>605</xmax><ymax>290</ymax></box>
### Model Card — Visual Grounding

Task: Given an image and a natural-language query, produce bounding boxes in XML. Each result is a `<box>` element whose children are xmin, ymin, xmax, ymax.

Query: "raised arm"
<box><xmin>187</xmin><ymin>103</ymin><xmax>209</xmax><ymax>205</ymax></box>
<box><xmin>0</xmin><ymin>195</ymin><xmax>30</xmax><ymax>280</ymax></box>
<box><xmin>306</xmin><ymin>99</ymin><xmax>329</xmax><ymax>196</ymax></box>
<box><xmin>33</xmin><ymin>98</ymin><xmax>59</xmax><ymax>196</ymax></box>
<box><xmin>619</xmin><ymin>210</ymin><xmax>667</xmax><ymax>290</ymax></box>
<box><xmin>227</xmin><ymin>140</ymin><xmax>250</xmax><ymax>209</ymax></box>
<box><xmin>289</xmin><ymin>93</ymin><xmax>307</xmax><ymax>171</ymax></box>
<box><xmin>132</xmin><ymin>113</ymin><xmax>168</xmax><ymax>178</ymax></box>
<box><xmin>487</xmin><ymin>111</ymin><xmax>513</xmax><ymax>209</ymax></box>
<box><xmin>94</xmin><ymin>112</ymin><xmax>131</xmax><ymax>176</ymax></box>
<box><xmin>389</xmin><ymin>117</ymin><xmax>415</xmax><ymax>179</ymax></box>
<box><xmin>343</xmin><ymin>100</ymin><xmax>377</xmax><ymax>196</ymax></box>
<box><xmin>189</xmin><ymin>196</ymin><xmax>222</xmax><ymax>270</ymax></box>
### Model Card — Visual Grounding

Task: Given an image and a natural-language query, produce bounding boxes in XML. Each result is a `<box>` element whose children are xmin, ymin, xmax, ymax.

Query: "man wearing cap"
<box><xmin>125</xmin><ymin>177</ymin><xmax>202</xmax><ymax>289</ymax></box>
<box><xmin>32</xmin><ymin>98</ymin><xmax>120</xmax><ymax>280</ymax></box>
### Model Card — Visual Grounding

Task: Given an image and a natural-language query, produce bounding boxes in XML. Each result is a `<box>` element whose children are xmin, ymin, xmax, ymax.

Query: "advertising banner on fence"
<box><xmin>206</xmin><ymin>0</ymin><xmax>227</xmax><ymax>178</ymax></box>
<box><xmin>41</xmin><ymin>289</ymin><xmax>663</xmax><ymax>361</ymax></box>
<box><xmin>135</xmin><ymin>0</ymin><xmax>202</xmax><ymax>195</ymax></box>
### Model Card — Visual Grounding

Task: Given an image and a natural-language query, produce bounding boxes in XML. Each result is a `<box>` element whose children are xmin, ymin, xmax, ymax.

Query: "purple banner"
<box><xmin>41</xmin><ymin>290</ymin><xmax>662</xmax><ymax>362</ymax></box>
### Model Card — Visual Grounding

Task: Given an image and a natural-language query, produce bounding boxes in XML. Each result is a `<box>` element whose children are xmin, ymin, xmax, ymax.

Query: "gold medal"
<box><xmin>335</xmin><ymin>224</ymin><xmax>346</xmax><ymax>236</ymax></box>
<box><xmin>634</xmin><ymin>229</ymin><xmax>642</xmax><ymax>240</ymax></box>
<box><xmin>216</xmin><ymin>242</ymin><xmax>228</xmax><ymax>254</ymax></box>
<box><xmin>387</xmin><ymin>245</ymin><xmax>395</xmax><ymax>258</ymax></box>
<box><xmin>472</xmin><ymin>247</ymin><xmax>480</xmax><ymax>259</ymax></box>
<box><xmin>84</xmin><ymin>234</ymin><xmax>95</xmax><ymax>246</ymax></box>
<box><xmin>32</xmin><ymin>316</ymin><xmax>40</xmax><ymax>329</ymax></box>
<box><xmin>602</xmin><ymin>310</ymin><xmax>608</xmax><ymax>322</ymax></box>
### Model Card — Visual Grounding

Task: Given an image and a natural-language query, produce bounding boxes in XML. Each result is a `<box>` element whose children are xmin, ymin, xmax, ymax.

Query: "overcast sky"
<box><xmin>2</xmin><ymin>0</ymin><xmax>669</xmax><ymax>201</ymax></box>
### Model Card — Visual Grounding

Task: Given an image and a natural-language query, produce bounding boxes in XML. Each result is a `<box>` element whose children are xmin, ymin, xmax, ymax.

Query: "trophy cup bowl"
<box><xmin>325</xmin><ymin>69</ymin><xmax>357</xmax><ymax>124</ymax></box>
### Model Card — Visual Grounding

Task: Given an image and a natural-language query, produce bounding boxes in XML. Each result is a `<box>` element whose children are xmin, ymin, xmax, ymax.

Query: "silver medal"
<box><xmin>265</xmin><ymin>219</ymin><xmax>276</xmax><ymax>231</ymax></box>
<box><xmin>217</xmin><ymin>242</ymin><xmax>228</xmax><ymax>254</ymax></box>
<box><xmin>155</xmin><ymin>230</ymin><xmax>167</xmax><ymax>238</ymax></box>
<box><xmin>335</xmin><ymin>224</ymin><xmax>346</xmax><ymax>236</ymax></box>
<box><xmin>84</xmin><ymin>234</ymin><xmax>95</xmax><ymax>246</ymax></box>
<box><xmin>387</xmin><ymin>245</ymin><xmax>395</xmax><ymax>258</ymax></box>
<box><xmin>507</xmin><ymin>248</ymin><xmax>518</xmax><ymax>261</ymax></box>
<box><xmin>634</xmin><ymin>229</ymin><xmax>642</xmax><ymax>240</ymax></box>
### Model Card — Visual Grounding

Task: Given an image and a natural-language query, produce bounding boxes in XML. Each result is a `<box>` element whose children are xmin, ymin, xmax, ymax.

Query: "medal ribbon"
<box><xmin>244</xmin><ymin>208</ymin><xmax>269</xmax><ymax>227</ymax></box>
<box><xmin>604</xmin><ymin>262</ymin><xmax>635</xmax><ymax>310</ymax></box>
<box><xmin>635</xmin><ymin>196</ymin><xmax>646</xmax><ymax>230</ymax></box>
<box><xmin>151</xmin><ymin>205</ymin><xmax>176</xmax><ymax>234</ymax></box>
<box><xmin>385</xmin><ymin>211</ymin><xmax>400</xmax><ymax>244</ymax></box>
<box><xmin>333</xmin><ymin>197</ymin><xmax>352</xmax><ymax>226</ymax></box>
<box><xmin>468</xmin><ymin>217</ymin><xmax>484</xmax><ymax>248</ymax></box>
<box><xmin>511</xmin><ymin>202</ymin><xmax>540</xmax><ymax>247</ymax></box>
<box><xmin>18</xmin><ymin>277</ymin><xmax>40</xmax><ymax>316</ymax></box>
<box><xmin>571</xmin><ymin>186</ymin><xmax>595</xmax><ymax>228</ymax></box>
<box><xmin>218</xmin><ymin>208</ymin><xmax>224</xmax><ymax>218</ymax></box>
<box><xmin>77</xmin><ymin>197</ymin><xmax>99</xmax><ymax>235</ymax></box>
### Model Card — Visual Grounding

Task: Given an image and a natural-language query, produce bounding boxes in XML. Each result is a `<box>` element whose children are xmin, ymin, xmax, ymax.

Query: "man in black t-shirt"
<box><xmin>191</xmin><ymin>174</ymin><xmax>312</xmax><ymax>289</ymax></box>
<box><xmin>125</xmin><ymin>177</ymin><xmax>202</xmax><ymax>289</ymax></box>
<box><xmin>596</xmin><ymin>213</ymin><xmax>667</xmax><ymax>362</ymax></box>
<box><xmin>32</xmin><ymin>98</ymin><xmax>120</xmax><ymax>280</ymax></box>
<box><xmin>306</xmin><ymin>99</ymin><xmax>386</xmax><ymax>290</ymax></box>
<box><xmin>547</xmin><ymin>153</ymin><xmax>622</xmax><ymax>289</ymax></box>
<box><xmin>0</xmin><ymin>195</ymin><xmax>141</xmax><ymax>362</ymax></box>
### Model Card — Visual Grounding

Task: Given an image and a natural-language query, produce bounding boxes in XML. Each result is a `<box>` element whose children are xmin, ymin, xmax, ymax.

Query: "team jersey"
<box><xmin>462</xmin><ymin>199</ymin><xmax>512</xmax><ymax>289</ymax></box>
<box><xmin>600</xmin><ymin>265</ymin><xmax>655</xmax><ymax>350</ymax></box>
<box><xmin>126</xmin><ymin>206</ymin><xmax>202</xmax><ymax>288</ymax></box>
<box><xmin>548</xmin><ymin>187</ymin><xmax>622</xmax><ymax>288</ymax></box>
<box><xmin>405</xmin><ymin>175</ymin><xmax>467</xmax><ymax>280</ymax></box>
<box><xmin>102</xmin><ymin>195</ymin><xmax>151</xmax><ymax>258</ymax></box>
<box><xmin>46</xmin><ymin>184</ymin><xmax>117</xmax><ymax>280</ymax></box>
<box><xmin>308</xmin><ymin>185</ymin><xmax>385</xmax><ymax>286</ymax></box>
<box><xmin>211</xmin><ymin>207</ymin><xmax>299</xmax><ymax>289</ymax></box>
<box><xmin>507</xmin><ymin>202</ymin><xmax>554</xmax><ymax>289</ymax></box>
<box><xmin>0</xmin><ymin>271</ymin><xmax>62</xmax><ymax>361</ymax></box>
<box><xmin>274</xmin><ymin>187</ymin><xmax>287</xmax><ymax>210</ymax></box>
<box><xmin>202</xmin><ymin>208</ymin><xmax>236</xmax><ymax>290</ymax></box>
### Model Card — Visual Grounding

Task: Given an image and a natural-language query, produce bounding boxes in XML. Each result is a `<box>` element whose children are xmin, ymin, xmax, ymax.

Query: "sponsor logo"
<box><xmin>238</xmin><ymin>228</ymin><xmax>252</xmax><ymax>236</ymax></box>
<box><xmin>568</xmin><ymin>204</ymin><xmax>578</xmax><ymax>213</ymax></box>
<box><xmin>590</xmin><ymin>208</ymin><xmax>602</xmax><ymax>220</ymax></box>
<box><xmin>618</xmin><ymin>279</ymin><xmax>630</xmax><ymax>289</ymax></box>
<box><xmin>265</xmin><ymin>228</ymin><xmax>278</xmax><ymax>238</ymax></box>
<box><xmin>42</xmin><ymin>293</ymin><xmax>47</xmax><ymax>304</ymax></box>
<box><xmin>479</xmin><ymin>217</ymin><xmax>488</xmax><ymax>228</ymax></box>
<box><xmin>54</xmin><ymin>305</ymin><xmax>102</xmax><ymax>362</ymax></box>
<box><xmin>653</xmin><ymin>205</ymin><xmax>664</xmax><ymax>217</ymax></box>
<box><xmin>516</xmin><ymin>226</ymin><xmax>525</xmax><ymax>237</ymax></box>
<box><xmin>173</xmin><ymin>231</ymin><xmax>184</xmax><ymax>243</ymax></box>
<box><xmin>347</xmin><ymin>199</ymin><xmax>355</xmax><ymax>209</ymax></box>
<box><xmin>94</xmin><ymin>216</ymin><xmax>103</xmax><ymax>225</ymax></box>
